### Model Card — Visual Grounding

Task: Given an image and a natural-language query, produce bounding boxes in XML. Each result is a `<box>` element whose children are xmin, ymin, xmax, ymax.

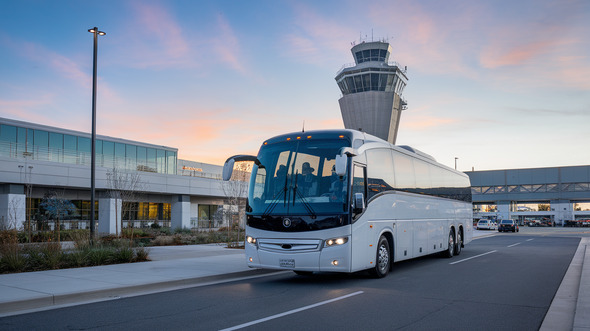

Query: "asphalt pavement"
<box><xmin>0</xmin><ymin>229</ymin><xmax>588</xmax><ymax>330</ymax></box>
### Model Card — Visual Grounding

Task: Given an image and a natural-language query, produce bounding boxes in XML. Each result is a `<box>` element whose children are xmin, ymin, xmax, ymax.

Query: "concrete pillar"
<box><xmin>172</xmin><ymin>195</ymin><xmax>190</xmax><ymax>230</ymax></box>
<box><xmin>98</xmin><ymin>197</ymin><xmax>121</xmax><ymax>235</ymax></box>
<box><xmin>0</xmin><ymin>193</ymin><xmax>26</xmax><ymax>230</ymax></box>
<box><xmin>551</xmin><ymin>199</ymin><xmax>571</xmax><ymax>226</ymax></box>
<box><xmin>497</xmin><ymin>200</ymin><xmax>511</xmax><ymax>221</ymax></box>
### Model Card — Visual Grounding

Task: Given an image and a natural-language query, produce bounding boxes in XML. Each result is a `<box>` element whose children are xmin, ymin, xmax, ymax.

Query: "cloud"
<box><xmin>281</xmin><ymin>4</ymin><xmax>357</xmax><ymax>65</ymax></box>
<box><xmin>211</xmin><ymin>14</ymin><xmax>247</xmax><ymax>74</ymax></box>
<box><xmin>117</xmin><ymin>1</ymin><xmax>194</xmax><ymax>69</ymax></box>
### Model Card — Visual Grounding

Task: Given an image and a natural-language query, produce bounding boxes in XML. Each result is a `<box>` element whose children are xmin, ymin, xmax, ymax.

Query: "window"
<box><xmin>49</xmin><ymin>132</ymin><xmax>63</xmax><ymax>162</ymax></box>
<box><xmin>166</xmin><ymin>151</ymin><xmax>177</xmax><ymax>174</ymax></box>
<box><xmin>393</xmin><ymin>152</ymin><xmax>415</xmax><ymax>189</ymax></box>
<box><xmin>64</xmin><ymin>134</ymin><xmax>77</xmax><ymax>164</ymax></box>
<box><xmin>157</xmin><ymin>149</ymin><xmax>166</xmax><ymax>173</ymax></box>
<box><xmin>126</xmin><ymin>144</ymin><xmax>137</xmax><ymax>171</ymax></box>
<box><xmin>366</xmin><ymin>149</ymin><xmax>395</xmax><ymax>199</ymax></box>
<box><xmin>414</xmin><ymin>160</ymin><xmax>431</xmax><ymax>190</ymax></box>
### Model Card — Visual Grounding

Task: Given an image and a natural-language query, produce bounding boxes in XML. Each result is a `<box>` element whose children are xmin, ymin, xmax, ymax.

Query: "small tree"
<box><xmin>106</xmin><ymin>167</ymin><xmax>145</xmax><ymax>237</ymax></box>
<box><xmin>40</xmin><ymin>190</ymin><xmax>76</xmax><ymax>242</ymax></box>
<box><xmin>221</xmin><ymin>162</ymin><xmax>251</xmax><ymax>245</ymax></box>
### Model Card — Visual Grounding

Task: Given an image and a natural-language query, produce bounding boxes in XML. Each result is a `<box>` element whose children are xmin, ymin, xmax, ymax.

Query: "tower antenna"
<box><xmin>302</xmin><ymin>120</ymin><xmax>305</xmax><ymax>132</ymax></box>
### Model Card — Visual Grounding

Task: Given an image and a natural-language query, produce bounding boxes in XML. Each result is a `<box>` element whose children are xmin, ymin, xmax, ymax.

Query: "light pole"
<box><xmin>455</xmin><ymin>157</ymin><xmax>458</xmax><ymax>170</ymax></box>
<box><xmin>89</xmin><ymin>27</ymin><xmax>106</xmax><ymax>241</ymax></box>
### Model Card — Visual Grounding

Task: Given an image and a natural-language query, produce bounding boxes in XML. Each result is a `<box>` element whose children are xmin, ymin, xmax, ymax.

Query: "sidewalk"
<box><xmin>0</xmin><ymin>235</ymin><xmax>589</xmax><ymax>330</ymax></box>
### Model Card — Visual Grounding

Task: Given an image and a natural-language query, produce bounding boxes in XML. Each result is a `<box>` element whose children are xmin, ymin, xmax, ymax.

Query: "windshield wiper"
<box><xmin>291</xmin><ymin>172</ymin><xmax>316</xmax><ymax>217</ymax></box>
<box><xmin>262</xmin><ymin>183</ymin><xmax>287</xmax><ymax>216</ymax></box>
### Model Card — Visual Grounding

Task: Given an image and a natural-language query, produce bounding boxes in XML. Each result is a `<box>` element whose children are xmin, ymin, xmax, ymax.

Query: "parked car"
<box><xmin>476</xmin><ymin>219</ymin><xmax>496</xmax><ymax>230</ymax></box>
<box><xmin>498</xmin><ymin>219</ymin><xmax>519</xmax><ymax>232</ymax></box>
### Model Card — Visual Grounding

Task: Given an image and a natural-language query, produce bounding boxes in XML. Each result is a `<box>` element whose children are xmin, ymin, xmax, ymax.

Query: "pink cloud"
<box><xmin>282</xmin><ymin>4</ymin><xmax>358</xmax><ymax>65</ymax></box>
<box><xmin>133</xmin><ymin>2</ymin><xmax>189</xmax><ymax>59</ymax></box>
<box><xmin>211</xmin><ymin>15</ymin><xmax>247</xmax><ymax>74</ymax></box>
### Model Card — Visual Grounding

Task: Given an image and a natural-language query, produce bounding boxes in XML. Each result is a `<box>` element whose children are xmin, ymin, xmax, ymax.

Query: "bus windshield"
<box><xmin>248</xmin><ymin>138</ymin><xmax>349</xmax><ymax>216</ymax></box>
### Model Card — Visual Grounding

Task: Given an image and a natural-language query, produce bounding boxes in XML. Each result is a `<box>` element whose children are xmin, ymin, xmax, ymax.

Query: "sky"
<box><xmin>0</xmin><ymin>0</ymin><xmax>589</xmax><ymax>171</ymax></box>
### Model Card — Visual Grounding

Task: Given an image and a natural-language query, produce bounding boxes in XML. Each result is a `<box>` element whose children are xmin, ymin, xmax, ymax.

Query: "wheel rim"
<box><xmin>448</xmin><ymin>232</ymin><xmax>454</xmax><ymax>256</ymax></box>
<box><xmin>378</xmin><ymin>243</ymin><xmax>389</xmax><ymax>273</ymax></box>
<box><xmin>456</xmin><ymin>232</ymin><xmax>462</xmax><ymax>254</ymax></box>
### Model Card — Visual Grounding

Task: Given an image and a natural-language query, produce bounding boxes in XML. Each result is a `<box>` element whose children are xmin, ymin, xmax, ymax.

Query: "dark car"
<box><xmin>498</xmin><ymin>219</ymin><xmax>519</xmax><ymax>232</ymax></box>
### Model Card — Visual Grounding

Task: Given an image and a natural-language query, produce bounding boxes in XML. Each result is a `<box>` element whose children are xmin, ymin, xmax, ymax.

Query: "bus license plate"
<box><xmin>280</xmin><ymin>259</ymin><xmax>295</xmax><ymax>268</ymax></box>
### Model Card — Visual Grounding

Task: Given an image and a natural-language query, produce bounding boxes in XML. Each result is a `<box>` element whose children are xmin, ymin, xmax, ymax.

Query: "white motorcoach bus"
<box><xmin>223</xmin><ymin>129</ymin><xmax>473</xmax><ymax>277</ymax></box>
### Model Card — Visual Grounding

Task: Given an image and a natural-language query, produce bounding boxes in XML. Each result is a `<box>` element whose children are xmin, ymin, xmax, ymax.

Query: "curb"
<box><xmin>540</xmin><ymin>237</ymin><xmax>589</xmax><ymax>330</ymax></box>
<box><xmin>0</xmin><ymin>268</ymin><xmax>279</xmax><ymax>317</ymax></box>
<box><xmin>574</xmin><ymin>242</ymin><xmax>589</xmax><ymax>330</ymax></box>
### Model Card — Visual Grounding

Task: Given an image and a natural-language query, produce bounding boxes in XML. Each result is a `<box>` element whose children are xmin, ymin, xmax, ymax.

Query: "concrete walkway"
<box><xmin>0</xmin><ymin>233</ymin><xmax>588</xmax><ymax>330</ymax></box>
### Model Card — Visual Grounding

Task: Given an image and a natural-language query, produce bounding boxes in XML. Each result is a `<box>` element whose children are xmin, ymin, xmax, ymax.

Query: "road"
<box><xmin>0</xmin><ymin>233</ymin><xmax>580</xmax><ymax>330</ymax></box>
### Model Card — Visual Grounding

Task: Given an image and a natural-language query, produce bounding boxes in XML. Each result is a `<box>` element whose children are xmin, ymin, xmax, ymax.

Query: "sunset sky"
<box><xmin>1</xmin><ymin>0</ymin><xmax>589</xmax><ymax>171</ymax></box>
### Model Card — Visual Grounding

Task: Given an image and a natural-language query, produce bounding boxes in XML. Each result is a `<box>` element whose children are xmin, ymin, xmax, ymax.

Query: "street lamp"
<box><xmin>88</xmin><ymin>27</ymin><xmax>106</xmax><ymax>241</ymax></box>
<box><xmin>455</xmin><ymin>157</ymin><xmax>458</xmax><ymax>170</ymax></box>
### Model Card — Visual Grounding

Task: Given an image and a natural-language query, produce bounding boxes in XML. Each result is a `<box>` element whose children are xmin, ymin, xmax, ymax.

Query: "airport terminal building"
<box><xmin>0</xmin><ymin>117</ymin><xmax>230</xmax><ymax>234</ymax></box>
<box><xmin>466</xmin><ymin>166</ymin><xmax>590</xmax><ymax>225</ymax></box>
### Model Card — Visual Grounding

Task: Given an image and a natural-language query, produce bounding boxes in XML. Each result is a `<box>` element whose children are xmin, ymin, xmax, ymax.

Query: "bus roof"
<box><xmin>262</xmin><ymin>129</ymin><xmax>435</xmax><ymax>161</ymax></box>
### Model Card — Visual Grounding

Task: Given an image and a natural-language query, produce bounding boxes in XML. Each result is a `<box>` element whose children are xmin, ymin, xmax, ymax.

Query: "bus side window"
<box><xmin>352</xmin><ymin>165</ymin><xmax>367</xmax><ymax>220</ymax></box>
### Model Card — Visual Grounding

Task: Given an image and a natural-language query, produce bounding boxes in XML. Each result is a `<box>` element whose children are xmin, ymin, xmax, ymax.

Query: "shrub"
<box><xmin>114</xmin><ymin>246</ymin><xmax>134</xmax><ymax>263</ymax></box>
<box><xmin>135</xmin><ymin>247</ymin><xmax>150</xmax><ymax>262</ymax></box>
<box><xmin>0</xmin><ymin>231</ymin><xmax>26</xmax><ymax>272</ymax></box>
<box><xmin>150</xmin><ymin>223</ymin><xmax>161</xmax><ymax>229</ymax></box>
<box><xmin>86</xmin><ymin>246</ymin><xmax>114</xmax><ymax>266</ymax></box>
<box><xmin>174</xmin><ymin>227</ymin><xmax>192</xmax><ymax>235</ymax></box>
<box><xmin>67</xmin><ymin>248</ymin><xmax>89</xmax><ymax>267</ymax></box>
<box><xmin>40</xmin><ymin>242</ymin><xmax>63</xmax><ymax>269</ymax></box>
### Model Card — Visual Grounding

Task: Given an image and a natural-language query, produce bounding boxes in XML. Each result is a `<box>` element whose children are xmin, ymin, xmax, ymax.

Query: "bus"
<box><xmin>223</xmin><ymin>129</ymin><xmax>472</xmax><ymax>277</ymax></box>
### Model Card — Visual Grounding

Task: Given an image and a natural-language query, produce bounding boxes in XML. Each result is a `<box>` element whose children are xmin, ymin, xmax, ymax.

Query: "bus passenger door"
<box><xmin>351</xmin><ymin>164</ymin><xmax>372</xmax><ymax>271</ymax></box>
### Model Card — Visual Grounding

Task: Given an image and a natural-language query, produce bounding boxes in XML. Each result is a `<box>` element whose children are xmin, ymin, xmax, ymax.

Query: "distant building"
<box><xmin>0</xmin><ymin>117</ymin><xmax>232</xmax><ymax>234</ymax></box>
<box><xmin>335</xmin><ymin>40</ymin><xmax>408</xmax><ymax>144</ymax></box>
<box><xmin>466</xmin><ymin>166</ymin><xmax>590</xmax><ymax>225</ymax></box>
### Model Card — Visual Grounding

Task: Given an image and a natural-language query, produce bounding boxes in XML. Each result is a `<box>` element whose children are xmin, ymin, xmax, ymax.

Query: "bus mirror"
<box><xmin>335</xmin><ymin>155</ymin><xmax>347</xmax><ymax>176</ymax></box>
<box><xmin>222</xmin><ymin>154</ymin><xmax>262</xmax><ymax>181</ymax></box>
<box><xmin>353</xmin><ymin>193</ymin><xmax>365</xmax><ymax>213</ymax></box>
<box><xmin>222</xmin><ymin>158</ymin><xmax>235</xmax><ymax>181</ymax></box>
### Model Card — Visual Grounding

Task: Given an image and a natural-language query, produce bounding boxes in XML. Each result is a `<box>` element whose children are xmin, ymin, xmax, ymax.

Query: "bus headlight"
<box><xmin>324</xmin><ymin>237</ymin><xmax>348</xmax><ymax>247</ymax></box>
<box><xmin>246</xmin><ymin>236</ymin><xmax>257</xmax><ymax>245</ymax></box>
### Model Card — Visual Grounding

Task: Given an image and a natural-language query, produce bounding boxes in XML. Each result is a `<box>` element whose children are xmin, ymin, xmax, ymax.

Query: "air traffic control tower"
<box><xmin>335</xmin><ymin>40</ymin><xmax>408</xmax><ymax>144</ymax></box>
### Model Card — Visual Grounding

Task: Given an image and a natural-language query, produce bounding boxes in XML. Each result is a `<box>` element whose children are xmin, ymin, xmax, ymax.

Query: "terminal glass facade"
<box><xmin>0</xmin><ymin>123</ymin><xmax>177</xmax><ymax>175</ymax></box>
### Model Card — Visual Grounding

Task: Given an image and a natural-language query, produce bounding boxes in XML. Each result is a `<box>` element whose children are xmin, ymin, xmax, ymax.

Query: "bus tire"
<box><xmin>370</xmin><ymin>236</ymin><xmax>391</xmax><ymax>278</ymax></box>
<box><xmin>454</xmin><ymin>230</ymin><xmax>462</xmax><ymax>256</ymax></box>
<box><xmin>445</xmin><ymin>230</ymin><xmax>455</xmax><ymax>258</ymax></box>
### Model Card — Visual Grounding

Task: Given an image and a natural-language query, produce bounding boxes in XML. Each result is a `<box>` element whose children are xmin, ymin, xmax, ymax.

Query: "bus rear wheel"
<box><xmin>370</xmin><ymin>236</ymin><xmax>391</xmax><ymax>278</ymax></box>
<box><xmin>444</xmin><ymin>230</ymin><xmax>455</xmax><ymax>258</ymax></box>
<box><xmin>454</xmin><ymin>230</ymin><xmax>462</xmax><ymax>256</ymax></box>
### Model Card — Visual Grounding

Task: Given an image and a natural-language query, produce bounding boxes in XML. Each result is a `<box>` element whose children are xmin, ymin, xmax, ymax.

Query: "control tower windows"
<box><xmin>355</xmin><ymin>49</ymin><xmax>388</xmax><ymax>64</ymax></box>
<box><xmin>337</xmin><ymin>73</ymin><xmax>402</xmax><ymax>95</ymax></box>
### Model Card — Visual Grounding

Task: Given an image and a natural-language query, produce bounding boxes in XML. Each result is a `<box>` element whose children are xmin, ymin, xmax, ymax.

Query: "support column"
<box><xmin>497</xmin><ymin>200</ymin><xmax>511</xmax><ymax>221</ymax></box>
<box><xmin>98</xmin><ymin>197</ymin><xmax>121</xmax><ymax>235</ymax></box>
<box><xmin>551</xmin><ymin>199</ymin><xmax>571</xmax><ymax>226</ymax></box>
<box><xmin>172</xmin><ymin>195</ymin><xmax>190</xmax><ymax>230</ymax></box>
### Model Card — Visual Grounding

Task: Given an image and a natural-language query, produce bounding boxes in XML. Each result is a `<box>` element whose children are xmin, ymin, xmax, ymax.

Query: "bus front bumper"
<box><xmin>245</xmin><ymin>242</ymin><xmax>351</xmax><ymax>273</ymax></box>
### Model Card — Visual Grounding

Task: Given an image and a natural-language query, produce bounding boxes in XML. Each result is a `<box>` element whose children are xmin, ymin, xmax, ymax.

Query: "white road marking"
<box><xmin>507</xmin><ymin>242</ymin><xmax>521</xmax><ymax>247</ymax></box>
<box><xmin>526</xmin><ymin>239</ymin><xmax>534</xmax><ymax>241</ymax></box>
<box><xmin>450</xmin><ymin>250</ymin><xmax>497</xmax><ymax>265</ymax></box>
<box><xmin>219</xmin><ymin>291</ymin><xmax>364</xmax><ymax>331</ymax></box>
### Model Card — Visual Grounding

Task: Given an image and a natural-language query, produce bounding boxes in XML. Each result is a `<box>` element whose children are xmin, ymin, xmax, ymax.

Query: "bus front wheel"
<box><xmin>370</xmin><ymin>236</ymin><xmax>391</xmax><ymax>278</ymax></box>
